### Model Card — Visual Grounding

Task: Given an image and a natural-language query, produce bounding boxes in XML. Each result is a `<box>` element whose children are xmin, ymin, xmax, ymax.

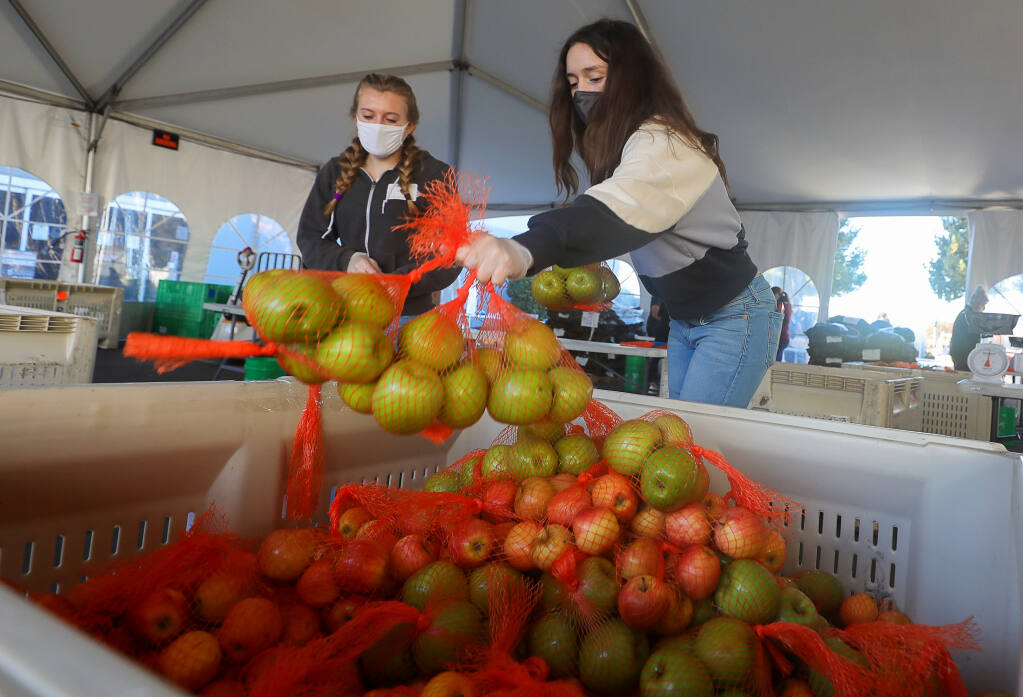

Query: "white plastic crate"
<box><xmin>750</xmin><ymin>362</ymin><xmax>923</xmax><ymax>431</ymax></box>
<box><xmin>0</xmin><ymin>382</ymin><xmax>1019</xmax><ymax>696</ymax></box>
<box><xmin>840</xmin><ymin>363</ymin><xmax>993</xmax><ymax>441</ymax></box>
<box><xmin>0</xmin><ymin>304</ymin><xmax>98</xmax><ymax>387</ymax></box>
<box><xmin>0</xmin><ymin>278</ymin><xmax>123</xmax><ymax>349</ymax></box>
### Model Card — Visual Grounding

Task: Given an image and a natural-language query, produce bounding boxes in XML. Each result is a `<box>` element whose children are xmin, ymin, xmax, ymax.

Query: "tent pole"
<box><xmin>0</xmin><ymin>80</ymin><xmax>86</xmax><ymax>110</ymax></box>
<box><xmin>449</xmin><ymin>0</ymin><xmax>472</xmax><ymax>169</ymax></box>
<box><xmin>7</xmin><ymin>0</ymin><xmax>94</xmax><ymax>107</ymax></box>
<box><xmin>466</xmin><ymin>65</ymin><xmax>546</xmax><ymax>113</ymax></box>
<box><xmin>624</xmin><ymin>0</ymin><xmax>666</xmax><ymax>64</ymax></box>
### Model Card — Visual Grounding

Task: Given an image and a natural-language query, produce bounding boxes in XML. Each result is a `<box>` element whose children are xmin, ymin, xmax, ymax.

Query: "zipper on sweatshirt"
<box><xmin>364</xmin><ymin>181</ymin><xmax>376</xmax><ymax>255</ymax></box>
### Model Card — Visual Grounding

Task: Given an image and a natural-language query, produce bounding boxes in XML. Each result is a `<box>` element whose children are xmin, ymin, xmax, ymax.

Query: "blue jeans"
<box><xmin>667</xmin><ymin>275</ymin><xmax>783</xmax><ymax>407</ymax></box>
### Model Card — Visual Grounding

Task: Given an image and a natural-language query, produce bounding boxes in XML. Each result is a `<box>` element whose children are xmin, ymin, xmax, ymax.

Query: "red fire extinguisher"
<box><xmin>70</xmin><ymin>230</ymin><xmax>87</xmax><ymax>263</ymax></box>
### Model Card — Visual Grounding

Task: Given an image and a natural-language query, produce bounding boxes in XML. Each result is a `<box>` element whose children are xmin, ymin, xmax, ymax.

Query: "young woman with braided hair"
<box><xmin>297</xmin><ymin>73</ymin><xmax>459</xmax><ymax>318</ymax></box>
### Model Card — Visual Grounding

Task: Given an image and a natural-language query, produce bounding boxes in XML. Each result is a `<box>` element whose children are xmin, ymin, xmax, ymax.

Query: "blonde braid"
<box><xmin>396</xmin><ymin>135</ymin><xmax>421</xmax><ymax>214</ymax></box>
<box><xmin>323</xmin><ymin>137</ymin><xmax>368</xmax><ymax>215</ymax></box>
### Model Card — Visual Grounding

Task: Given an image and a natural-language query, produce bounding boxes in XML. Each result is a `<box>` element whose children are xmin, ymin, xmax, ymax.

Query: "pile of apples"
<box><xmin>242</xmin><ymin>269</ymin><xmax>594</xmax><ymax>435</ymax></box>
<box><xmin>531</xmin><ymin>264</ymin><xmax>620</xmax><ymax>310</ymax></box>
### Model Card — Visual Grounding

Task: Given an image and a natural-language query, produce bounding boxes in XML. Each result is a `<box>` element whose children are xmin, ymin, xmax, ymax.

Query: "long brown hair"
<box><xmin>324</xmin><ymin>73</ymin><xmax>422</xmax><ymax>215</ymax></box>
<box><xmin>549</xmin><ymin>20</ymin><xmax>728</xmax><ymax>198</ymax></box>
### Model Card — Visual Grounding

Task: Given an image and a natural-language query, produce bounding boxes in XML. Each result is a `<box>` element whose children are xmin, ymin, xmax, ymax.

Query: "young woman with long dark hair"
<box><xmin>456</xmin><ymin>19</ymin><xmax>781</xmax><ymax>407</ymax></box>
<box><xmin>297</xmin><ymin>73</ymin><xmax>459</xmax><ymax>318</ymax></box>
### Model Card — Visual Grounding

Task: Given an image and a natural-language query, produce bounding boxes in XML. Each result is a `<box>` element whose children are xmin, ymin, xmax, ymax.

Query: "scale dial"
<box><xmin>967</xmin><ymin>342</ymin><xmax>1010</xmax><ymax>382</ymax></box>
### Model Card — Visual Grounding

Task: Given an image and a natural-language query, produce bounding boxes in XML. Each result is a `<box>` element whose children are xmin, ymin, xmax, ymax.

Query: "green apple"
<box><xmin>597</xmin><ymin>266</ymin><xmax>620</xmax><ymax>301</ymax></box>
<box><xmin>640</xmin><ymin>446</ymin><xmax>707</xmax><ymax>512</ymax></box>
<box><xmin>481</xmin><ymin>444</ymin><xmax>512</xmax><ymax>480</ymax></box>
<box><xmin>776</xmin><ymin>587</ymin><xmax>820</xmax><ymax>628</ymax></box>
<box><xmin>412</xmin><ymin>600</ymin><xmax>483</xmax><ymax>675</ymax></box>
<box><xmin>519</xmin><ymin>421</ymin><xmax>566</xmax><ymax>443</ymax></box>
<box><xmin>579</xmin><ymin>619</ymin><xmax>650</xmax><ymax>695</ymax></box>
<box><xmin>401</xmin><ymin>561</ymin><xmax>468</xmax><ymax>610</ymax></box>
<box><xmin>398</xmin><ymin>312</ymin><xmax>464</xmax><ymax>372</ymax></box>
<box><xmin>488</xmin><ymin>369</ymin><xmax>553</xmax><ymax>424</ymax></box>
<box><xmin>277</xmin><ymin>344</ymin><xmax>326</xmax><ymax>384</ymax></box>
<box><xmin>555</xmin><ymin>433</ymin><xmax>601</xmax><ymax>475</ymax></box>
<box><xmin>565</xmin><ymin>267</ymin><xmax>604</xmax><ymax>304</ymax></box>
<box><xmin>424</xmin><ymin>470</ymin><xmax>462</xmax><ymax>493</ymax></box>
<box><xmin>532</xmin><ymin>269</ymin><xmax>570</xmax><ymax>310</ymax></box>
<box><xmin>503</xmin><ymin>318</ymin><xmax>562</xmax><ymax>370</ymax></box>
<box><xmin>547</xmin><ymin>366</ymin><xmax>594</xmax><ymax>423</ymax></box>
<box><xmin>315</xmin><ymin>323</ymin><xmax>393</xmax><ymax>383</ymax></box>
<box><xmin>694</xmin><ymin>617</ymin><xmax>757</xmax><ymax>688</ymax></box>
<box><xmin>468</xmin><ymin>563</ymin><xmax>525</xmax><ymax>615</ymax></box>
<box><xmin>439</xmin><ymin>362</ymin><xmax>488</xmax><ymax>429</ymax></box>
<box><xmin>603</xmin><ymin>420</ymin><xmax>664</xmax><ymax>477</ymax></box>
<box><xmin>337</xmin><ymin>381</ymin><xmax>376</xmax><ymax>413</ymax></box>
<box><xmin>331</xmin><ymin>274</ymin><xmax>396</xmax><ymax>327</ymax></box>
<box><xmin>654</xmin><ymin>632</ymin><xmax>697</xmax><ymax>654</ymax></box>
<box><xmin>528</xmin><ymin>612</ymin><xmax>578</xmax><ymax>679</ymax></box>
<box><xmin>808</xmin><ymin>637</ymin><xmax>869</xmax><ymax>697</ymax></box>
<box><xmin>360</xmin><ymin>622</ymin><xmax>417</xmax><ymax>686</ymax></box>
<box><xmin>372</xmin><ymin>360</ymin><xmax>444</xmax><ymax>434</ymax></box>
<box><xmin>457</xmin><ymin>451</ymin><xmax>485</xmax><ymax>489</ymax></box>
<box><xmin>551</xmin><ymin>556</ymin><xmax>619</xmax><ymax>624</ymax></box>
<box><xmin>476</xmin><ymin>347</ymin><xmax>503</xmax><ymax>384</ymax></box>
<box><xmin>653</xmin><ymin>413</ymin><xmax>694</xmax><ymax>447</ymax></box>
<box><xmin>640</xmin><ymin>645</ymin><xmax>714</xmax><ymax>697</ymax></box>
<box><xmin>714</xmin><ymin>559</ymin><xmax>781</xmax><ymax>626</ymax></box>
<box><xmin>690</xmin><ymin>598</ymin><xmax>719</xmax><ymax>628</ymax></box>
<box><xmin>795</xmin><ymin>570</ymin><xmax>844</xmax><ymax>619</ymax></box>
<box><xmin>243</xmin><ymin>270</ymin><xmax>341</xmax><ymax>342</ymax></box>
<box><xmin>508</xmin><ymin>437</ymin><xmax>559</xmax><ymax>481</ymax></box>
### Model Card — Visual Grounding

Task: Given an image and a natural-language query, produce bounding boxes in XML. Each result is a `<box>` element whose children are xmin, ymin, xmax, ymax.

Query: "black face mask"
<box><xmin>572</xmin><ymin>90</ymin><xmax>601</xmax><ymax>124</ymax></box>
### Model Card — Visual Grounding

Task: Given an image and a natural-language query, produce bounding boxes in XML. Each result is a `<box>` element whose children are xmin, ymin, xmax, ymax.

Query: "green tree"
<box><xmin>927</xmin><ymin>216</ymin><xmax>968</xmax><ymax>301</ymax></box>
<box><xmin>832</xmin><ymin>220</ymin><xmax>867</xmax><ymax>296</ymax></box>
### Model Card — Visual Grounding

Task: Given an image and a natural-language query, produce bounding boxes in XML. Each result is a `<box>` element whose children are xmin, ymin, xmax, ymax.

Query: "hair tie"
<box><xmin>333</xmin><ymin>192</ymin><xmax>342</xmax><ymax>200</ymax></box>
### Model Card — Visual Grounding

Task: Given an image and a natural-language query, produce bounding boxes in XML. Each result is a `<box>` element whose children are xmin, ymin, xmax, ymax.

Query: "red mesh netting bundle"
<box><xmin>530</xmin><ymin>263</ymin><xmax>620</xmax><ymax>313</ymax></box>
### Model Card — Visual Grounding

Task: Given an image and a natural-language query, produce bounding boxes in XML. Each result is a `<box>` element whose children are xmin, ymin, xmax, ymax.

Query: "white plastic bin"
<box><xmin>0</xmin><ymin>278</ymin><xmax>123</xmax><ymax>349</ymax></box>
<box><xmin>751</xmin><ymin>363</ymin><xmax>923</xmax><ymax>431</ymax></box>
<box><xmin>0</xmin><ymin>382</ymin><xmax>1019</xmax><ymax>696</ymax></box>
<box><xmin>0</xmin><ymin>304</ymin><xmax>98</xmax><ymax>387</ymax></box>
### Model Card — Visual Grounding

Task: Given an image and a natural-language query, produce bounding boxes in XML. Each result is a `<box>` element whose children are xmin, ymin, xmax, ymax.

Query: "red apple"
<box><xmin>481</xmin><ymin>479</ymin><xmax>518</xmax><ymax>522</ymax></box>
<box><xmin>674</xmin><ymin>545</ymin><xmax>721</xmax><ymax>600</ymax></box>
<box><xmin>158</xmin><ymin>630</ymin><xmax>221</xmax><ymax>691</ymax></box>
<box><xmin>664</xmin><ymin>502</ymin><xmax>712</xmax><ymax>547</ymax></box>
<box><xmin>591</xmin><ymin>472</ymin><xmax>639</xmax><ymax>523</ymax></box>
<box><xmin>618</xmin><ymin>574</ymin><xmax>671</xmax><ymax>631</ymax></box>
<box><xmin>256</xmin><ymin>528</ymin><xmax>317</xmax><ymax>582</ymax></box>
<box><xmin>547</xmin><ymin>485</ymin><xmax>592</xmax><ymax>527</ymax></box>
<box><xmin>878</xmin><ymin>609</ymin><xmax>912</xmax><ymax>625</ymax></box>
<box><xmin>839</xmin><ymin>593</ymin><xmax>879</xmax><ymax>627</ymax></box>
<box><xmin>356</xmin><ymin>519</ymin><xmax>399</xmax><ymax>552</ymax></box>
<box><xmin>572</xmin><ymin>507</ymin><xmax>620</xmax><ymax>556</ymax></box>
<box><xmin>550</xmin><ymin>473</ymin><xmax>578</xmax><ymax>493</ymax></box>
<box><xmin>334</xmin><ymin>539</ymin><xmax>389</xmax><ymax>594</ymax></box>
<box><xmin>280</xmin><ymin>603</ymin><xmax>322</xmax><ymax>646</ymax></box>
<box><xmin>703</xmin><ymin>494</ymin><xmax>727</xmax><ymax>521</ymax></box>
<box><xmin>530</xmin><ymin>524</ymin><xmax>574</xmax><ymax>572</ymax></box>
<box><xmin>217</xmin><ymin>597</ymin><xmax>283</xmax><ymax>664</ymax></box>
<box><xmin>653</xmin><ymin>586</ymin><xmax>693</xmax><ymax>635</ymax></box>
<box><xmin>390</xmin><ymin>534</ymin><xmax>439</xmax><ymax>581</ymax></box>
<box><xmin>616</xmin><ymin>537</ymin><xmax>664</xmax><ymax>580</ymax></box>
<box><xmin>504</xmin><ymin>520</ymin><xmax>541</xmax><ymax>571</ymax></box>
<box><xmin>514</xmin><ymin>477</ymin><xmax>556</xmax><ymax>521</ymax></box>
<box><xmin>631</xmin><ymin>506</ymin><xmax>666</xmax><ymax>538</ymax></box>
<box><xmin>295</xmin><ymin>559</ymin><xmax>340</xmax><ymax>608</ymax></box>
<box><xmin>756</xmin><ymin>528</ymin><xmax>787</xmax><ymax>574</ymax></box>
<box><xmin>323</xmin><ymin>596</ymin><xmax>362</xmax><ymax>633</ymax></box>
<box><xmin>713</xmin><ymin>507</ymin><xmax>766</xmax><ymax>559</ymax></box>
<box><xmin>335</xmin><ymin>506</ymin><xmax>374</xmax><ymax>538</ymax></box>
<box><xmin>448</xmin><ymin>518</ymin><xmax>495</xmax><ymax>568</ymax></box>
<box><xmin>126</xmin><ymin>588</ymin><xmax>188</xmax><ymax>645</ymax></box>
<box><xmin>194</xmin><ymin>572</ymin><xmax>252</xmax><ymax>623</ymax></box>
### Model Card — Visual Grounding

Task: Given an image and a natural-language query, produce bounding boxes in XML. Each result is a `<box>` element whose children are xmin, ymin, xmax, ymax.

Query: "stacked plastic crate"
<box><xmin>152</xmin><ymin>280</ymin><xmax>233</xmax><ymax>339</ymax></box>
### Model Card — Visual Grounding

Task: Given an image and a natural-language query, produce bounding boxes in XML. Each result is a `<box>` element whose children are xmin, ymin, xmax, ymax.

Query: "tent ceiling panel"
<box><xmin>126</xmin><ymin>70</ymin><xmax>454</xmax><ymax>168</ymax></box>
<box><xmin>118</xmin><ymin>0</ymin><xmax>455</xmax><ymax>101</ymax></box>
<box><xmin>467</xmin><ymin>0</ymin><xmax>632</xmax><ymax>104</ymax></box>
<box><xmin>643</xmin><ymin>0</ymin><xmax>1023</xmax><ymax>204</ymax></box>
<box><xmin>0</xmin><ymin>2</ymin><xmax>80</xmax><ymax>99</ymax></box>
<box><xmin>16</xmin><ymin>0</ymin><xmax>191</xmax><ymax>99</ymax></box>
<box><xmin>458</xmin><ymin>76</ymin><xmax>556</xmax><ymax>206</ymax></box>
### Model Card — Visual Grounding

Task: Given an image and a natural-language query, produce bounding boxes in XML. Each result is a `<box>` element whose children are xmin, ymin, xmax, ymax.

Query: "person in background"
<box><xmin>950</xmin><ymin>285</ymin><xmax>988</xmax><ymax>371</ymax></box>
<box><xmin>645</xmin><ymin>295</ymin><xmax>670</xmax><ymax>343</ymax></box>
<box><xmin>296</xmin><ymin>73</ymin><xmax>460</xmax><ymax>319</ymax></box>
<box><xmin>772</xmin><ymin>286</ymin><xmax>792</xmax><ymax>361</ymax></box>
<box><xmin>456</xmin><ymin>20</ymin><xmax>782</xmax><ymax>408</ymax></box>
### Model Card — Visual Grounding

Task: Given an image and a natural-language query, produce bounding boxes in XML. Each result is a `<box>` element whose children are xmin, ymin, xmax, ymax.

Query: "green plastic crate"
<box><xmin>244</xmin><ymin>356</ymin><xmax>286</xmax><ymax>380</ymax></box>
<box><xmin>155</xmin><ymin>281</ymin><xmax>233</xmax><ymax>322</ymax></box>
<box><xmin>152</xmin><ymin>309</ymin><xmax>223</xmax><ymax>339</ymax></box>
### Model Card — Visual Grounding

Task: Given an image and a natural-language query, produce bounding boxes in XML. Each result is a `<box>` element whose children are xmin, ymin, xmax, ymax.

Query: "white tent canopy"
<box><xmin>2</xmin><ymin>0</ymin><xmax>1023</xmax><ymax>302</ymax></box>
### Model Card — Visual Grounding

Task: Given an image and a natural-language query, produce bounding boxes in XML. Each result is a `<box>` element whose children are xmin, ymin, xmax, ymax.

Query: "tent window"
<box><xmin>606</xmin><ymin>259</ymin><xmax>642</xmax><ymax>324</ymax></box>
<box><xmin>0</xmin><ymin>166</ymin><xmax>68</xmax><ymax>280</ymax></box>
<box><xmin>764</xmin><ymin>265</ymin><xmax>820</xmax><ymax>364</ymax></box>
<box><xmin>93</xmin><ymin>192</ymin><xmax>189</xmax><ymax>302</ymax></box>
<box><xmin>205</xmin><ymin>214</ymin><xmax>291</xmax><ymax>286</ymax></box>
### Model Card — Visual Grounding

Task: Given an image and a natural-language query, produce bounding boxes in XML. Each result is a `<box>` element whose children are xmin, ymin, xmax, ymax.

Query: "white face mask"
<box><xmin>357</xmin><ymin>120</ymin><xmax>408</xmax><ymax>158</ymax></box>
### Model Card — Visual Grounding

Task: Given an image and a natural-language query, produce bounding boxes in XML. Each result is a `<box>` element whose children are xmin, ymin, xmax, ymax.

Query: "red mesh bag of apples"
<box><xmin>530</xmin><ymin>262</ymin><xmax>621</xmax><ymax>313</ymax></box>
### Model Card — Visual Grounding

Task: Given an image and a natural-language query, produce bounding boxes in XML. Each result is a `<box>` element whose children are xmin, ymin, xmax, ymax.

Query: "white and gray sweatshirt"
<box><xmin>514</xmin><ymin>122</ymin><xmax>756</xmax><ymax>322</ymax></box>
